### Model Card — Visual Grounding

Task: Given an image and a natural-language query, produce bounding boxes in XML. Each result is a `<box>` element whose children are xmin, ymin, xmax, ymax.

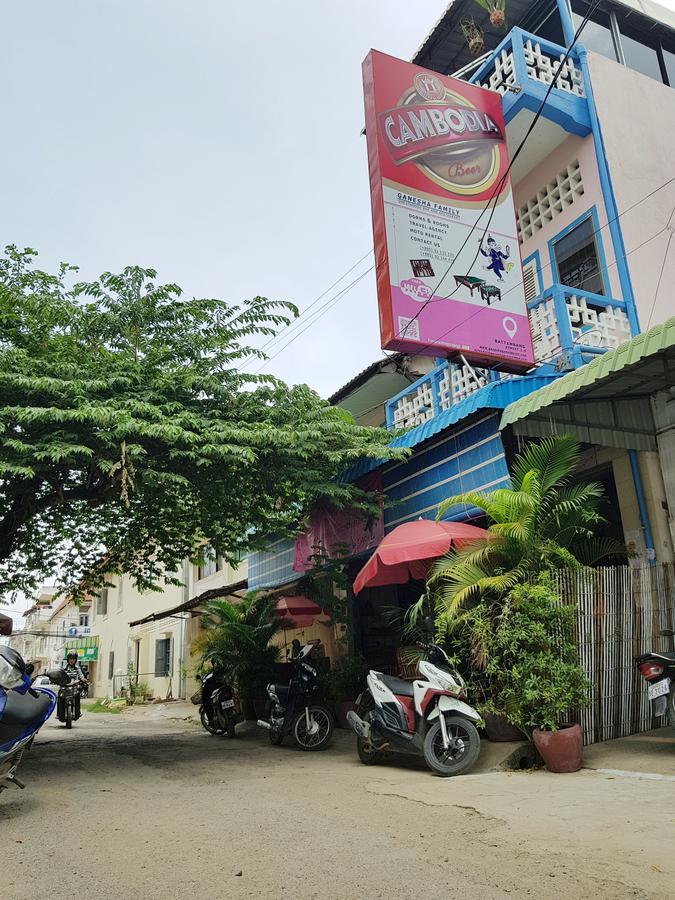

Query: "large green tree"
<box><xmin>0</xmin><ymin>246</ymin><xmax>400</xmax><ymax>597</ymax></box>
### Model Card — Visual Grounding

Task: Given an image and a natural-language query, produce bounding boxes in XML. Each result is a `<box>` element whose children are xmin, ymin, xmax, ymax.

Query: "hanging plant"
<box><xmin>460</xmin><ymin>18</ymin><xmax>485</xmax><ymax>56</ymax></box>
<box><xmin>474</xmin><ymin>0</ymin><xmax>506</xmax><ymax>30</ymax></box>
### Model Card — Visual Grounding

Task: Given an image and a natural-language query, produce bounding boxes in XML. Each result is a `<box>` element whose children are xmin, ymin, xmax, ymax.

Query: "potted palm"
<box><xmin>193</xmin><ymin>592</ymin><xmax>282</xmax><ymax>720</ymax></box>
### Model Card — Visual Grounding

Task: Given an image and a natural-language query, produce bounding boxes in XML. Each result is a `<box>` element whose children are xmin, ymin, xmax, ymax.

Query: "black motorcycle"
<box><xmin>257</xmin><ymin>640</ymin><xmax>334</xmax><ymax>750</ymax></box>
<box><xmin>47</xmin><ymin>669</ymin><xmax>84</xmax><ymax>729</ymax></box>
<box><xmin>637</xmin><ymin>628</ymin><xmax>675</xmax><ymax>728</ymax></box>
<box><xmin>191</xmin><ymin>670</ymin><xmax>241</xmax><ymax>738</ymax></box>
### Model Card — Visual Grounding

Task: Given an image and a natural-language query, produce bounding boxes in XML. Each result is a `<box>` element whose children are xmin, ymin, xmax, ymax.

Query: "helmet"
<box><xmin>66</xmin><ymin>651</ymin><xmax>78</xmax><ymax>662</ymax></box>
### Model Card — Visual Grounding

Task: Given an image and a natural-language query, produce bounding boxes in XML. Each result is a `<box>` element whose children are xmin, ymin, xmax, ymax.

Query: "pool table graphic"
<box><xmin>453</xmin><ymin>274</ymin><xmax>502</xmax><ymax>306</ymax></box>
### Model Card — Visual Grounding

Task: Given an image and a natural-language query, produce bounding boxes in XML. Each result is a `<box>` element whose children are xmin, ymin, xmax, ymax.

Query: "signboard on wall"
<box><xmin>362</xmin><ymin>50</ymin><xmax>534</xmax><ymax>370</ymax></box>
<box><xmin>64</xmin><ymin>637</ymin><xmax>99</xmax><ymax>662</ymax></box>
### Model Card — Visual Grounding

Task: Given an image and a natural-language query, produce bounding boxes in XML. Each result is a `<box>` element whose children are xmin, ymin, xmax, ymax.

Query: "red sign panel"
<box><xmin>363</xmin><ymin>50</ymin><xmax>534</xmax><ymax>370</ymax></box>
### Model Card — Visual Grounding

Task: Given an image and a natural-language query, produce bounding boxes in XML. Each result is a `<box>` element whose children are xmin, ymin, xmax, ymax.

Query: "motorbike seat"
<box><xmin>650</xmin><ymin>652</ymin><xmax>675</xmax><ymax>663</ymax></box>
<box><xmin>379</xmin><ymin>674</ymin><xmax>415</xmax><ymax>697</ymax></box>
<box><xmin>0</xmin><ymin>689</ymin><xmax>53</xmax><ymax>745</ymax></box>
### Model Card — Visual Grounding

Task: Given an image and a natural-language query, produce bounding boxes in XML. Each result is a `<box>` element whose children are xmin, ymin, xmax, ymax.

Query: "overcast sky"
<box><xmin>3</xmin><ymin>0</ymin><xmax>450</xmax><ymax>399</ymax></box>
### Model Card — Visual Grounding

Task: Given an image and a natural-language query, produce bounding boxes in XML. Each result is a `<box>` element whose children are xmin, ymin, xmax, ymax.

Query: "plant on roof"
<box><xmin>0</xmin><ymin>246</ymin><xmax>407</xmax><ymax>599</ymax></box>
<box><xmin>460</xmin><ymin>19</ymin><xmax>485</xmax><ymax>56</ymax></box>
<box><xmin>473</xmin><ymin>0</ymin><xmax>507</xmax><ymax>30</ymax></box>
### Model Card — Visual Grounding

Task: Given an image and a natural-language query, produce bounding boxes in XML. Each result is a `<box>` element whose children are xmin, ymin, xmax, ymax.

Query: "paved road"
<box><xmin>1</xmin><ymin>709</ymin><xmax>674</xmax><ymax>899</ymax></box>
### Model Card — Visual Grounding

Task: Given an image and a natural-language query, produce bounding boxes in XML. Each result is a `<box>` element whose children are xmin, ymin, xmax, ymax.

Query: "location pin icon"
<box><xmin>502</xmin><ymin>316</ymin><xmax>518</xmax><ymax>339</ymax></box>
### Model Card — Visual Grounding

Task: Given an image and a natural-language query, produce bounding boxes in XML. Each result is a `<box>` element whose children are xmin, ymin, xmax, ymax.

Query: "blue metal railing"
<box><xmin>386</xmin><ymin>284</ymin><xmax>630</xmax><ymax>427</ymax></box>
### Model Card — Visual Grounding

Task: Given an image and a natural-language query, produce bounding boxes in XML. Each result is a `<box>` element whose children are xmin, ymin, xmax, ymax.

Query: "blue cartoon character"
<box><xmin>479</xmin><ymin>234</ymin><xmax>513</xmax><ymax>281</ymax></box>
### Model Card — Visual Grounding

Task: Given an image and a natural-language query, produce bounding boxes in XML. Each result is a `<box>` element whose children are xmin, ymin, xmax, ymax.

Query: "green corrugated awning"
<box><xmin>499</xmin><ymin>318</ymin><xmax>675</xmax><ymax>451</ymax></box>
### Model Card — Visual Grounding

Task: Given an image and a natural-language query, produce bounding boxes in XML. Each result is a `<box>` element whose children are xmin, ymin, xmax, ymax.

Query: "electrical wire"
<box><xmin>252</xmin><ymin>266</ymin><xmax>374</xmax><ymax>374</ymax></box>
<box><xmin>646</xmin><ymin>224</ymin><xmax>674</xmax><ymax>329</ymax></box>
<box><xmin>398</xmin><ymin>0</ymin><xmax>603</xmax><ymax>342</ymax></box>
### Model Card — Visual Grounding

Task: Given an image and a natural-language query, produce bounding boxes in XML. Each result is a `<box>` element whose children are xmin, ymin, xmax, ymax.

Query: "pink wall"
<box><xmin>513</xmin><ymin>132</ymin><xmax>621</xmax><ymax>300</ymax></box>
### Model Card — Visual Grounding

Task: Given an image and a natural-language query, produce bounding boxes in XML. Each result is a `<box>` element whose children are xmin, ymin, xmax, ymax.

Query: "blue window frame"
<box><xmin>548</xmin><ymin>206</ymin><xmax>611</xmax><ymax>300</ymax></box>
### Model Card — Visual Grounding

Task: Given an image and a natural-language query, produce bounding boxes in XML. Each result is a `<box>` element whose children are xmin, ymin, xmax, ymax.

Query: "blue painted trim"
<box><xmin>522</xmin><ymin>249</ymin><xmax>544</xmax><ymax>295</ymax></box>
<box><xmin>468</xmin><ymin>28</ymin><xmax>591</xmax><ymax>136</ymax></box>
<box><xmin>555</xmin><ymin>0</ymin><xmax>576</xmax><ymax>46</ymax></box>
<box><xmin>628</xmin><ymin>450</ymin><xmax>656</xmax><ymax>564</ymax></box>
<box><xmin>527</xmin><ymin>284</ymin><xmax>628</xmax><ymax>312</ymax></box>
<box><xmin>552</xmin><ymin>284</ymin><xmax>575</xmax><ymax>351</ymax></box>
<box><xmin>577</xmin><ymin>47</ymin><xmax>641</xmax><ymax>336</ymax></box>
<box><xmin>547</xmin><ymin>205</ymin><xmax>611</xmax><ymax>299</ymax></box>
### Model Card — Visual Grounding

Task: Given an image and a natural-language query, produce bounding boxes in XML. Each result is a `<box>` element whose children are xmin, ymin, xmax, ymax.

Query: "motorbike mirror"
<box><xmin>25</xmin><ymin>662</ymin><xmax>35</xmax><ymax>676</ymax></box>
<box><xmin>660</xmin><ymin>628</ymin><xmax>675</xmax><ymax>638</ymax></box>
<box><xmin>422</xmin><ymin>616</ymin><xmax>435</xmax><ymax>637</ymax></box>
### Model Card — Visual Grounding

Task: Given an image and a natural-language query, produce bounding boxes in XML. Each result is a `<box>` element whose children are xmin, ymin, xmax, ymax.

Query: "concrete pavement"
<box><xmin>1</xmin><ymin>709</ymin><xmax>673</xmax><ymax>899</ymax></box>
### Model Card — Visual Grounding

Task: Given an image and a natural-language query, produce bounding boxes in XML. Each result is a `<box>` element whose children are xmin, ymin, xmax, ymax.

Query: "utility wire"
<box><xmin>237</xmin><ymin>249</ymin><xmax>373</xmax><ymax>371</ymax></box>
<box><xmin>646</xmin><ymin>223</ymin><xmax>674</xmax><ymax>329</ymax></box>
<box><xmin>398</xmin><ymin>0</ymin><xmax>603</xmax><ymax>341</ymax></box>
<box><xmin>252</xmin><ymin>266</ymin><xmax>374</xmax><ymax>374</ymax></box>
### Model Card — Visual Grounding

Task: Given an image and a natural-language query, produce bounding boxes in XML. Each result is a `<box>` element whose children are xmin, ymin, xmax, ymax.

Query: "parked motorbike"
<box><xmin>48</xmin><ymin>668</ymin><xmax>84</xmax><ymax>729</ymax></box>
<box><xmin>257</xmin><ymin>640</ymin><xmax>334</xmax><ymax>750</ymax></box>
<box><xmin>191</xmin><ymin>670</ymin><xmax>241</xmax><ymax>738</ymax></box>
<box><xmin>637</xmin><ymin>628</ymin><xmax>675</xmax><ymax>728</ymax></box>
<box><xmin>347</xmin><ymin>626</ymin><xmax>481</xmax><ymax>777</ymax></box>
<box><xmin>0</xmin><ymin>647</ymin><xmax>56</xmax><ymax>794</ymax></box>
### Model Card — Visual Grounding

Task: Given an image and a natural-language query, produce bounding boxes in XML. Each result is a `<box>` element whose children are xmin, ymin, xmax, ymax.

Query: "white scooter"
<box><xmin>348</xmin><ymin>626</ymin><xmax>481</xmax><ymax>776</ymax></box>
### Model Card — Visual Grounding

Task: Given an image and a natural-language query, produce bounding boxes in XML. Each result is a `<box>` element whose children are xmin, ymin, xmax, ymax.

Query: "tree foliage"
<box><xmin>428</xmin><ymin>435</ymin><xmax>624</xmax><ymax>619</ymax></box>
<box><xmin>0</xmin><ymin>246</ymin><xmax>403</xmax><ymax>598</ymax></box>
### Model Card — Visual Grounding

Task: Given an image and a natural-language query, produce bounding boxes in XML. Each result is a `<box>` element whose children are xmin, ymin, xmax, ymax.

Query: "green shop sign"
<box><xmin>64</xmin><ymin>637</ymin><xmax>99</xmax><ymax>662</ymax></box>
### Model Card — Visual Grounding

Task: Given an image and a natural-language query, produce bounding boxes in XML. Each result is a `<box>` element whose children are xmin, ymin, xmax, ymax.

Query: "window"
<box><xmin>553</xmin><ymin>216</ymin><xmax>605</xmax><ymax>296</ymax></box>
<box><xmin>663</xmin><ymin>47</ymin><xmax>675</xmax><ymax>87</ymax></box>
<box><xmin>97</xmin><ymin>588</ymin><xmax>108</xmax><ymax>617</ymax></box>
<box><xmin>620</xmin><ymin>28</ymin><xmax>663</xmax><ymax>82</ymax></box>
<box><xmin>522</xmin><ymin>258</ymin><xmax>541</xmax><ymax>304</ymax></box>
<box><xmin>197</xmin><ymin>549</ymin><xmax>221</xmax><ymax>580</ymax></box>
<box><xmin>572</xmin><ymin>6</ymin><xmax>617</xmax><ymax>61</ymax></box>
<box><xmin>79</xmin><ymin>614</ymin><xmax>89</xmax><ymax>627</ymax></box>
<box><xmin>108</xmin><ymin>650</ymin><xmax>115</xmax><ymax>680</ymax></box>
<box><xmin>154</xmin><ymin>638</ymin><xmax>172</xmax><ymax>677</ymax></box>
<box><xmin>117</xmin><ymin>581</ymin><xmax>123</xmax><ymax>612</ymax></box>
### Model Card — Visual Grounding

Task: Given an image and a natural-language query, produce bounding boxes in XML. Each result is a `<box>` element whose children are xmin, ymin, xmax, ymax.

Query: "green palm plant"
<box><xmin>428</xmin><ymin>435</ymin><xmax>624</xmax><ymax>619</ymax></box>
<box><xmin>192</xmin><ymin>592</ymin><xmax>282</xmax><ymax>699</ymax></box>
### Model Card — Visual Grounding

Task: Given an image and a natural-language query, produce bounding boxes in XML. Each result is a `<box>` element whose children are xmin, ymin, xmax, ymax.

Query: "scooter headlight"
<box><xmin>0</xmin><ymin>653</ymin><xmax>24</xmax><ymax>690</ymax></box>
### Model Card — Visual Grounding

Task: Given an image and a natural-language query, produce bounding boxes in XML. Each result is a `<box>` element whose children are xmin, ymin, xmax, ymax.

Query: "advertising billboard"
<box><xmin>363</xmin><ymin>50</ymin><xmax>534</xmax><ymax>370</ymax></box>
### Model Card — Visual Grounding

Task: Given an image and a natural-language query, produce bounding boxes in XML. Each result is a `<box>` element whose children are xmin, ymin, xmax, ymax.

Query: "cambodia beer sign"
<box><xmin>362</xmin><ymin>50</ymin><xmax>534</xmax><ymax>369</ymax></box>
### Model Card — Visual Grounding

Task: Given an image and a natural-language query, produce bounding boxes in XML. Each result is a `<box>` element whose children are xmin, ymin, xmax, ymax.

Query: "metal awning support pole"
<box><xmin>629</xmin><ymin>450</ymin><xmax>656</xmax><ymax>565</ymax></box>
<box><xmin>556</xmin><ymin>0</ymin><xmax>576</xmax><ymax>47</ymax></box>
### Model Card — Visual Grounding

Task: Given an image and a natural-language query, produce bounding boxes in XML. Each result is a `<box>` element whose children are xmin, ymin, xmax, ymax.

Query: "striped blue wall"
<box><xmin>247</xmin><ymin>536</ymin><xmax>298</xmax><ymax>591</ymax></box>
<box><xmin>382</xmin><ymin>414</ymin><xmax>509</xmax><ymax>529</ymax></box>
<box><xmin>248</xmin><ymin>414</ymin><xmax>510</xmax><ymax>588</ymax></box>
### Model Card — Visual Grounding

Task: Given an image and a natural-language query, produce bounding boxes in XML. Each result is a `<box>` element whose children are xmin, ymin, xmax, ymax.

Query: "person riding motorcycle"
<box><xmin>60</xmin><ymin>652</ymin><xmax>87</xmax><ymax>720</ymax></box>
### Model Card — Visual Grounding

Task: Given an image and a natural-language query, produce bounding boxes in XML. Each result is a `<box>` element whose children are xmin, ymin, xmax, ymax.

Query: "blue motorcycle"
<box><xmin>0</xmin><ymin>646</ymin><xmax>56</xmax><ymax>794</ymax></box>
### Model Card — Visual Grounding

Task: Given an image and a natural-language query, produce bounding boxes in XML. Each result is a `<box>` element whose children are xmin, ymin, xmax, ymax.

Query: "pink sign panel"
<box><xmin>363</xmin><ymin>50</ymin><xmax>534</xmax><ymax>370</ymax></box>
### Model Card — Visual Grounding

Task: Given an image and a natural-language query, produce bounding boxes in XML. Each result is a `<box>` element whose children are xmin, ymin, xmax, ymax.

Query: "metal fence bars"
<box><xmin>558</xmin><ymin>564</ymin><xmax>675</xmax><ymax>744</ymax></box>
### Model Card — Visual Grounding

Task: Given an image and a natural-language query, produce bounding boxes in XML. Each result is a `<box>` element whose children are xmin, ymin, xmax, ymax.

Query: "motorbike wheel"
<box><xmin>292</xmin><ymin>705</ymin><xmax>334</xmax><ymax>751</ymax></box>
<box><xmin>65</xmin><ymin>701</ymin><xmax>73</xmax><ymax>730</ymax></box>
<box><xmin>226</xmin><ymin>720</ymin><xmax>236</xmax><ymax>739</ymax></box>
<box><xmin>269</xmin><ymin>728</ymin><xmax>284</xmax><ymax>746</ymax></box>
<box><xmin>668</xmin><ymin>687</ymin><xmax>675</xmax><ymax>730</ymax></box>
<box><xmin>200</xmin><ymin>708</ymin><xmax>226</xmax><ymax>736</ymax></box>
<box><xmin>423</xmin><ymin>715</ymin><xmax>480</xmax><ymax>777</ymax></box>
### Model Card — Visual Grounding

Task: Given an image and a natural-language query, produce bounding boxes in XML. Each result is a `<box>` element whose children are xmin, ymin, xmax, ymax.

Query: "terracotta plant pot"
<box><xmin>483</xmin><ymin>712</ymin><xmax>523</xmax><ymax>742</ymax></box>
<box><xmin>336</xmin><ymin>700</ymin><xmax>357</xmax><ymax>730</ymax></box>
<box><xmin>468</xmin><ymin>37</ymin><xmax>485</xmax><ymax>55</ymax></box>
<box><xmin>532</xmin><ymin>723</ymin><xmax>583</xmax><ymax>773</ymax></box>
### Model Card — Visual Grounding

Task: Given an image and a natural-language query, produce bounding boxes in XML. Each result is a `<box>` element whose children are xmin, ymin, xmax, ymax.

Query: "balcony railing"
<box><xmin>385</xmin><ymin>284</ymin><xmax>632</xmax><ymax>430</ymax></box>
<box><xmin>469</xmin><ymin>28</ymin><xmax>590</xmax><ymax>135</ymax></box>
<box><xmin>529</xmin><ymin>285</ymin><xmax>631</xmax><ymax>365</ymax></box>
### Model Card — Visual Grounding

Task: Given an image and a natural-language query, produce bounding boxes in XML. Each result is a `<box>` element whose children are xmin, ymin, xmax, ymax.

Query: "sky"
<box><xmin>2</xmin><ymin>0</ymin><xmax>450</xmax><ymax>399</ymax></box>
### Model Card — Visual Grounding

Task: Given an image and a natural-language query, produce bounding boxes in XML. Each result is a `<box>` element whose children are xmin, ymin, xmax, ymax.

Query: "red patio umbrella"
<box><xmin>352</xmin><ymin>519</ymin><xmax>489</xmax><ymax>595</ymax></box>
<box><xmin>275</xmin><ymin>596</ymin><xmax>331</xmax><ymax>629</ymax></box>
